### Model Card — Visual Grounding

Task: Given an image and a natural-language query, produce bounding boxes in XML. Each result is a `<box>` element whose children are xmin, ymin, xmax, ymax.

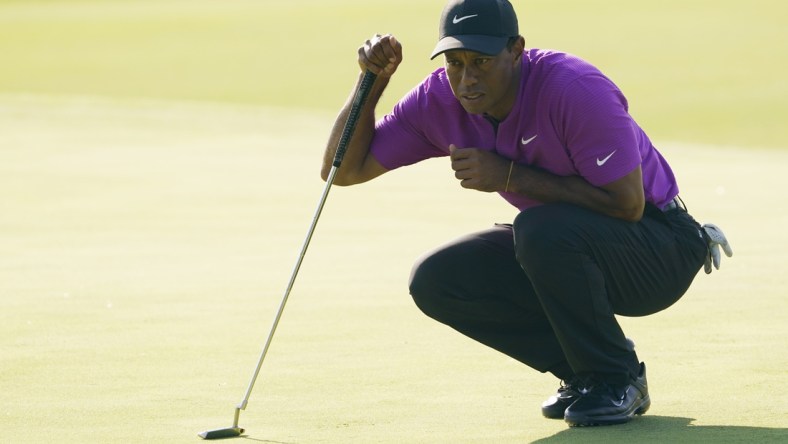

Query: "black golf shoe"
<box><xmin>564</xmin><ymin>362</ymin><xmax>650</xmax><ymax>427</ymax></box>
<box><xmin>541</xmin><ymin>376</ymin><xmax>588</xmax><ymax>419</ymax></box>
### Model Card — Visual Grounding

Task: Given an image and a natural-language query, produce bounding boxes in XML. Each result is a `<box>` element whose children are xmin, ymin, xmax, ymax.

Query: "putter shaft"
<box><xmin>199</xmin><ymin>71</ymin><xmax>377</xmax><ymax>440</ymax></box>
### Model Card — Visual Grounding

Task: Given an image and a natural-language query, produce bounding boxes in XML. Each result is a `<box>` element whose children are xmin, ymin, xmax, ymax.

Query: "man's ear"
<box><xmin>511</xmin><ymin>36</ymin><xmax>525</xmax><ymax>61</ymax></box>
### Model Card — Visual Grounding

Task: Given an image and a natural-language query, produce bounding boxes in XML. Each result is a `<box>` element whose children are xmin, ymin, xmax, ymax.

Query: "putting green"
<box><xmin>1</xmin><ymin>95</ymin><xmax>785</xmax><ymax>443</ymax></box>
<box><xmin>1</xmin><ymin>0</ymin><xmax>786</xmax><ymax>442</ymax></box>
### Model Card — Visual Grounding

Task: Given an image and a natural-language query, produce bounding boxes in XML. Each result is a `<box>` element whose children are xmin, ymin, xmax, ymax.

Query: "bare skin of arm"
<box><xmin>449</xmin><ymin>145</ymin><xmax>646</xmax><ymax>222</ymax></box>
<box><xmin>321</xmin><ymin>34</ymin><xmax>402</xmax><ymax>186</ymax></box>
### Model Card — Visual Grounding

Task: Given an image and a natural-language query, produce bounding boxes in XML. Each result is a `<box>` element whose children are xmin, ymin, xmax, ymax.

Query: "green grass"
<box><xmin>1</xmin><ymin>1</ymin><xmax>787</xmax><ymax>443</ymax></box>
<box><xmin>1</xmin><ymin>95</ymin><xmax>786</xmax><ymax>443</ymax></box>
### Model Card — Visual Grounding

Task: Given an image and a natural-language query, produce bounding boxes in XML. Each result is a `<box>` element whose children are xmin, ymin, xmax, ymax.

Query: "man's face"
<box><xmin>444</xmin><ymin>44</ymin><xmax>521</xmax><ymax>121</ymax></box>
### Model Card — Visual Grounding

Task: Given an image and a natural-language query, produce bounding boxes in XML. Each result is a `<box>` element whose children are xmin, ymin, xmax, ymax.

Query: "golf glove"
<box><xmin>702</xmin><ymin>223</ymin><xmax>733</xmax><ymax>274</ymax></box>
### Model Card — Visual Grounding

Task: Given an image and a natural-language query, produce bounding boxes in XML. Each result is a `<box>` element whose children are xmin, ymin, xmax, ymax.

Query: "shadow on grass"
<box><xmin>238</xmin><ymin>437</ymin><xmax>294</xmax><ymax>444</ymax></box>
<box><xmin>532</xmin><ymin>416</ymin><xmax>787</xmax><ymax>443</ymax></box>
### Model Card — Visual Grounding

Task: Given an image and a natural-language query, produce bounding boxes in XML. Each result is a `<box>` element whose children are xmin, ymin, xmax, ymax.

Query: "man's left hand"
<box><xmin>702</xmin><ymin>223</ymin><xmax>733</xmax><ymax>274</ymax></box>
<box><xmin>449</xmin><ymin>145</ymin><xmax>511</xmax><ymax>193</ymax></box>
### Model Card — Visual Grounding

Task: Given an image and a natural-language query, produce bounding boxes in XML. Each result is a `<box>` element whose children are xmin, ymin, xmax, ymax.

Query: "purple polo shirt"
<box><xmin>369</xmin><ymin>49</ymin><xmax>678</xmax><ymax>211</ymax></box>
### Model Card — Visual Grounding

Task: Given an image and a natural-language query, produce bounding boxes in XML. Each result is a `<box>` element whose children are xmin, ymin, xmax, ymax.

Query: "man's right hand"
<box><xmin>359</xmin><ymin>34</ymin><xmax>403</xmax><ymax>77</ymax></box>
<box><xmin>321</xmin><ymin>35</ymin><xmax>395</xmax><ymax>185</ymax></box>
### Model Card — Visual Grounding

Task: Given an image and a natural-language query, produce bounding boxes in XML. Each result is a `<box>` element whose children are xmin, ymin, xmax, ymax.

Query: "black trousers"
<box><xmin>409</xmin><ymin>203</ymin><xmax>707</xmax><ymax>384</ymax></box>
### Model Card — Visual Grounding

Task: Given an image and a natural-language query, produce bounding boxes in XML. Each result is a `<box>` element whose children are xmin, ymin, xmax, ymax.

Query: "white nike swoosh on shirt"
<box><xmin>521</xmin><ymin>134</ymin><xmax>538</xmax><ymax>145</ymax></box>
<box><xmin>452</xmin><ymin>14</ymin><xmax>478</xmax><ymax>24</ymax></box>
<box><xmin>596</xmin><ymin>150</ymin><xmax>617</xmax><ymax>166</ymax></box>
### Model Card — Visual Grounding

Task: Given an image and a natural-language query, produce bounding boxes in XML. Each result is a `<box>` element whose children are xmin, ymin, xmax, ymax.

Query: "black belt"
<box><xmin>661</xmin><ymin>196</ymin><xmax>685</xmax><ymax>212</ymax></box>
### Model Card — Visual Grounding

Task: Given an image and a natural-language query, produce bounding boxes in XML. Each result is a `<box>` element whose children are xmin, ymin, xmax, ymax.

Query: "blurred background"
<box><xmin>1</xmin><ymin>0</ymin><xmax>785</xmax><ymax>148</ymax></box>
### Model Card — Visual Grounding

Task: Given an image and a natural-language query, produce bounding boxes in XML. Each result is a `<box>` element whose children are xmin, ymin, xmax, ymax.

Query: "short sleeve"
<box><xmin>369</xmin><ymin>75</ymin><xmax>449</xmax><ymax>170</ymax></box>
<box><xmin>554</xmin><ymin>74</ymin><xmax>642</xmax><ymax>187</ymax></box>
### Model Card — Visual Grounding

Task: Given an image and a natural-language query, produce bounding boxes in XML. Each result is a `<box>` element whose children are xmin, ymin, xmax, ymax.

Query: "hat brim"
<box><xmin>430</xmin><ymin>34</ymin><xmax>510</xmax><ymax>60</ymax></box>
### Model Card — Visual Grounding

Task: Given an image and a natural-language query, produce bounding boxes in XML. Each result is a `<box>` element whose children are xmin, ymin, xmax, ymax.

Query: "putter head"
<box><xmin>198</xmin><ymin>427</ymin><xmax>244</xmax><ymax>440</ymax></box>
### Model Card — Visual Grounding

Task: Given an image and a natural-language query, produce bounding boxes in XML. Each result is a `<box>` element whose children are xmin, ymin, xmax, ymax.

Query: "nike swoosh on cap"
<box><xmin>596</xmin><ymin>150</ymin><xmax>617</xmax><ymax>166</ymax></box>
<box><xmin>453</xmin><ymin>14</ymin><xmax>478</xmax><ymax>24</ymax></box>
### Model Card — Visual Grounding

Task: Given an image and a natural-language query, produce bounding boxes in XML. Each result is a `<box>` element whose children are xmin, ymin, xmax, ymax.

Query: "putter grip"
<box><xmin>332</xmin><ymin>70</ymin><xmax>378</xmax><ymax>167</ymax></box>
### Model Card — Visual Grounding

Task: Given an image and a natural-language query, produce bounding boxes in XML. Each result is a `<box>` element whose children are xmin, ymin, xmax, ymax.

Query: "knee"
<box><xmin>408</xmin><ymin>252</ymin><xmax>452</xmax><ymax>320</ymax></box>
<box><xmin>408</xmin><ymin>253</ymin><xmax>440</xmax><ymax>316</ymax></box>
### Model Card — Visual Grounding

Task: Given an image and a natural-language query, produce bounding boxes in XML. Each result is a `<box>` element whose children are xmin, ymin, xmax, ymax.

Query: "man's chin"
<box><xmin>459</xmin><ymin>101</ymin><xmax>486</xmax><ymax>115</ymax></box>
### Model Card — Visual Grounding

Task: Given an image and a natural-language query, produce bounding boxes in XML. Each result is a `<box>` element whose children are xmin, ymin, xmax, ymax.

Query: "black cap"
<box><xmin>430</xmin><ymin>0</ymin><xmax>519</xmax><ymax>60</ymax></box>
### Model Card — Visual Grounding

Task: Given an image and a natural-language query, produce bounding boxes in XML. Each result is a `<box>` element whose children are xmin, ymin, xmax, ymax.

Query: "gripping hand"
<box><xmin>702</xmin><ymin>223</ymin><xmax>733</xmax><ymax>274</ymax></box>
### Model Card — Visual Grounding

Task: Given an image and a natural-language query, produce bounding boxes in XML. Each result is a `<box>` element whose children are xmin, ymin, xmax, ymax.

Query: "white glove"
<box><xmin>702</xmin><ymin>223</ymin><xmax>733</xmax><ymax>274</ymax></box>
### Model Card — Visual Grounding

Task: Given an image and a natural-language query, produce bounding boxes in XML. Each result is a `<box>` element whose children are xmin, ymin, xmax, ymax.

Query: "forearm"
<box><xmin>321</xmin><ymin>73</ymin><xmax>391</xmax><ymax>186</ymax></box>
<box><xmin>506</xmin><ymin>164</ymin><xmax>645</xmax><ymax>222</ymax></box>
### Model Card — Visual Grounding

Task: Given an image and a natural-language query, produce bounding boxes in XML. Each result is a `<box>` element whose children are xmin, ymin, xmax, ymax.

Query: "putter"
<box><xmin>199</xmin><ymin>70</ymin><xmax>377</xmax><ymax>440</ymax></box>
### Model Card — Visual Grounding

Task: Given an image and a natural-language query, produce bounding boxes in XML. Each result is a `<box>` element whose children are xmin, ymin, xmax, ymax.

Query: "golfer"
<box><xmin>321</xmin><ymin>0</ymin><xmax>732</xmax><ymax>426</ymax></box>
